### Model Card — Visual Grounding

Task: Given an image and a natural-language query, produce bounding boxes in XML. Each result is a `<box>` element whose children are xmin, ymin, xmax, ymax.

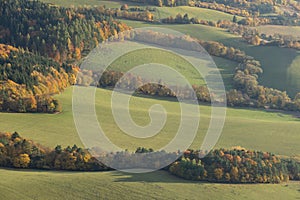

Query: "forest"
<box><xmin>0</xmin><ymin>0</ymin><xmax>129</xmax><ymax>113</ymax></box>
<box><xmin>0</xmin><ymin>44</ymin><xmax>77</xmax><ymax>113</ymax></box>
<box><xmin>0</xmin><ymin>0</ymin><xmax>129</xmax><ymax>62</ymax></box>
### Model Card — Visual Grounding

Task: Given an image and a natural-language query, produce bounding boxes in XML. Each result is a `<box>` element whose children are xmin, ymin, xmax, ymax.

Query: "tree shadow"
<box><xmin>111</xmin><ymin>170</ymin><xmax>204</xmax><ymax>184</ymax></box>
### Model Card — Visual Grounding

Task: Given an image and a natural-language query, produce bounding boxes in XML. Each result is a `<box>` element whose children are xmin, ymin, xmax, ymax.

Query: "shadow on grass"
<box><xmin>111</xmin><ymin>170</ymin><xmax>204</xmax><ymax>184</ymax></box>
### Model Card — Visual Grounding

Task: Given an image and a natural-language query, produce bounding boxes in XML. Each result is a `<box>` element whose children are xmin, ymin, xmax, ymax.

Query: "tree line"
<box><xmin>169</xmin><ymin>147</ymin><xmax>300</xmax><ymax>183</ymax></box>
<box><xmin>160</xmin><ymin>12</ymin><xmax>300</xmax><ymax>52</ymax></box>
<box><xmin>1</xmin><ymin>132</ymin><xmax>299</xmax><ymax>183</ymax></box>
<box><xmin>0</xmin><ymin>132</ymin><xmax>108</xmax><ymax>171</ymax></box>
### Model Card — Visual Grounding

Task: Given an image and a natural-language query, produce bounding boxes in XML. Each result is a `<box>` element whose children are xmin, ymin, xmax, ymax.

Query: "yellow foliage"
<box><xmin>13</xmin><ymin>153</ymin><xmax>30</xmax><ymax>168</ymax></box>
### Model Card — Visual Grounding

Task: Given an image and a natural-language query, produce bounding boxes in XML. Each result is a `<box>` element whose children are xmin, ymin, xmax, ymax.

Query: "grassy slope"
<box><xmin>156</xmin><ymin>6</ymin><xmax>244</xmax><ymax>22</ymax></box>
<box><xmin>257</xmin><ymin>25</ymin><xmax>300</xmax><ymax>38</ymax></box>
<box><xmin>40</xmin><ymin>0</ymin><xmax>145</xmax><ymax>8</ymax></box>
<box><xmin>121</xmin><ymin>20</ymin><xmax>300</xmax><ymax>96</ymax></box>
<box><xmin>88</xmin><ymin>47</ymin><xmax>235</xmax><ymax>88</ymax></box>
<box><xmin>0</xmin><ymin>87</ymin><xmax>299</xmax><ymax>157</ymax></box>
<box><xmin>41</xmin><ymin>0</ymin><xmax>243</xmax><ymax>22</ymax></box>
<box><xmin>91</xmin><ymin>48</ymin><xmax>206</xmax><ymax>86</ymax></box>
<box><xmin>0</xmin><ymin>169</ymin><xmax>299</xmax><ymax>200</ymax></box>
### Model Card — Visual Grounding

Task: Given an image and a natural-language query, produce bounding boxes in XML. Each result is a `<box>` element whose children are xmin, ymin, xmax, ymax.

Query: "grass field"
<box><xmin>1</xmin><ymin>87</ymin><xmax>300</xmax><ymax>199</ymax></box>
<box><xmin>0</xmin><ymin>169</ymin><xmax>299</xmax><ymax>200</ymax></box>
<box><xmin>120</xmin><ymin>20</ymin><xmax>300</xmax><ymax>96</ymax></box>
<box><xmin>155</xmin><ymin>6</ymin><xmax>244</xmax><ymax>22</ymax></box>
<box><xmin>87</xmin><ymin>46</ymin><xmax>236</xmax><ymax>89</ymax></box>
<box><xmin>257</xmin><ymin>25</ymin><xmax>300</xmax><ymax>39</ymax></box>
<box><xmin>41</xmin><ymin>0</ymin><xmax>243</xmax><ymax>22</ymax></box>
<box><xmin>89</xmin><ymin>48</ymin><xmax>206</xmax><ymax>86</ymax></box>
<box><xmin>40</xmin><ymin>0</ymin><xmax>145</xmax><ymax>8</ymax></box>
<box><xmin>0</xmin><ymin>87</ymin><xmax>300</xmax><ymax>157</ymax></box>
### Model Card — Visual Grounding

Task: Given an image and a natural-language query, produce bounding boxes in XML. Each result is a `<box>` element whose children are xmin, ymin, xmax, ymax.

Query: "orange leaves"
<box><xmin>13</xmin><ymin>153</ymin><xmax>31</xmax><ymax>168</ymax></box>
<box><xmin>74</xmin><ymin>47</ymin><xmax>81</xmax><ymax>60</ymax></box>
<box><xmin>0</xmin><ymin>44</ymin><xmax>18</xmax><ymax>60</ymax></box>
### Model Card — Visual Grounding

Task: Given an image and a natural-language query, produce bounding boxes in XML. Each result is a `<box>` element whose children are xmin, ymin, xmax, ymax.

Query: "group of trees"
<box><xmin>2</xmin><ymin>132</ymin><xmax>298</xmax><ymax>183</ymax></box>
<box><xmin>0</xmin><ymin>44</ymin><xmax>77</xmax><ymax>113</ymax></box>
<box><xmin>159</xmin><ymin>12</ymin><xmax>300</xmax><ymax>51</ymax></box>
<box><xmin>0</xmin><ymin>0</ymin><xmax>129</xmax><ymax>62</ymax></box>
<box><xmin>199</xmin><ymin>40</ymin><xmax>295</xmax><ymax>110</ymax></box>
<box><xmin>0</xmin><ymin>132</ymin><xmax>107</xmax><ymax>171</ymax></box>
<box><xmin>76</xmin><ymin>69</ymin><xmax>211</xmax><ymax>102</ymax></box>
<box><xmin>101</xmin><ymin>4</ymin><xmax>155</xmax><ymax>22</ymax></box>
<box><xmin>169</xmin><ymin>147</ymin><xmax>300</xmax><ymax>183</ymax></box>
<box><xmin>244</xmin><ymin>32</ymin><xmax>300</xmax><ymax>51</ymax></box>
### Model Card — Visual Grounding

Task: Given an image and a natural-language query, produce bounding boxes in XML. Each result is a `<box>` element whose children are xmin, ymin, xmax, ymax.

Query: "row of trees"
<box><xmin>76</xmin><ymin>69</ymin><xmax>211</xmax><ymax>102</ymax></box>
<box><xmin>244</xmin><ymin>32</ymin><xmax>300</xmax><ymax>51</ymax></box>
<box><xmin>2</xmin><ymin>132</ymin><xmax>298</xmax><ymax>183</ymax></box>
<box><xmin>103</xmin><ymin>6</ymin><xmax>155</xmax><ymax>22</ymax></box>
<box><xmin>160</xmin><ymin>13</ymin><xmax>300</xmax><ymax>52</ymax></box>
<box><xmin>169</xmin><ymin>148</ymin><xmax>300</xmax><ymax>183</ymax></box>
<box><xmin>199</xmin><ymin>39</ymin><xmax>295</xmax><ymax>110</ymax></box>
<box><xmin>0</xmin><ymin>132</ymin><xmax>107</xmax><ymax>171</ymax></box>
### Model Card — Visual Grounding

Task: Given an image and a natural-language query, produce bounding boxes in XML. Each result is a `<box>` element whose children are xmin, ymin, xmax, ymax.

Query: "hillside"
<box><xmin>1</xmin><ymin>0</ymin><xmax>300</xmax><ymax>199</ymax></box>
<box><xmin>156</xmin><ymin>6</ymin><xmax>244</xmax><ymax>21</ymax></box>
<box><xmin>0</xmin><ymin>87</ymin><xmax>299</xmax><ymax>157</ymax></box>
<box><xmin>120</xmin><ymin>20</ymin><xmax>300</xmax><ymax>97</ymax></box>
<box><xmin>1</xmin><ymin>169</ymin><xmax>299</xmax><ymax>200</ymax></box>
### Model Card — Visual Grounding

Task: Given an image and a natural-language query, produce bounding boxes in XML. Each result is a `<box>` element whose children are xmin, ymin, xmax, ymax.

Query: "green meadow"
<box><xmin>120</xmin><ymin>20</ymin><xmax>300</xmax><ymax>96</ymax></box>
<box><xmin>0</xmin><ymin>87</ymin><xmax>299</xmax><ymax>157</ymax></box>
<box><xmin>257</xmin><ymin>25</ymin><xmax>300</xmax><ymax>39</ymax></box>
<box><xmin>0</xmin><ymin>169</ymin><xmax>299</xmax><ymax>200</ymax></box>
<box><xmin>155</xmin><ymin>6</ymin><xmax>244</xmax><ymax>22</ymax></box>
